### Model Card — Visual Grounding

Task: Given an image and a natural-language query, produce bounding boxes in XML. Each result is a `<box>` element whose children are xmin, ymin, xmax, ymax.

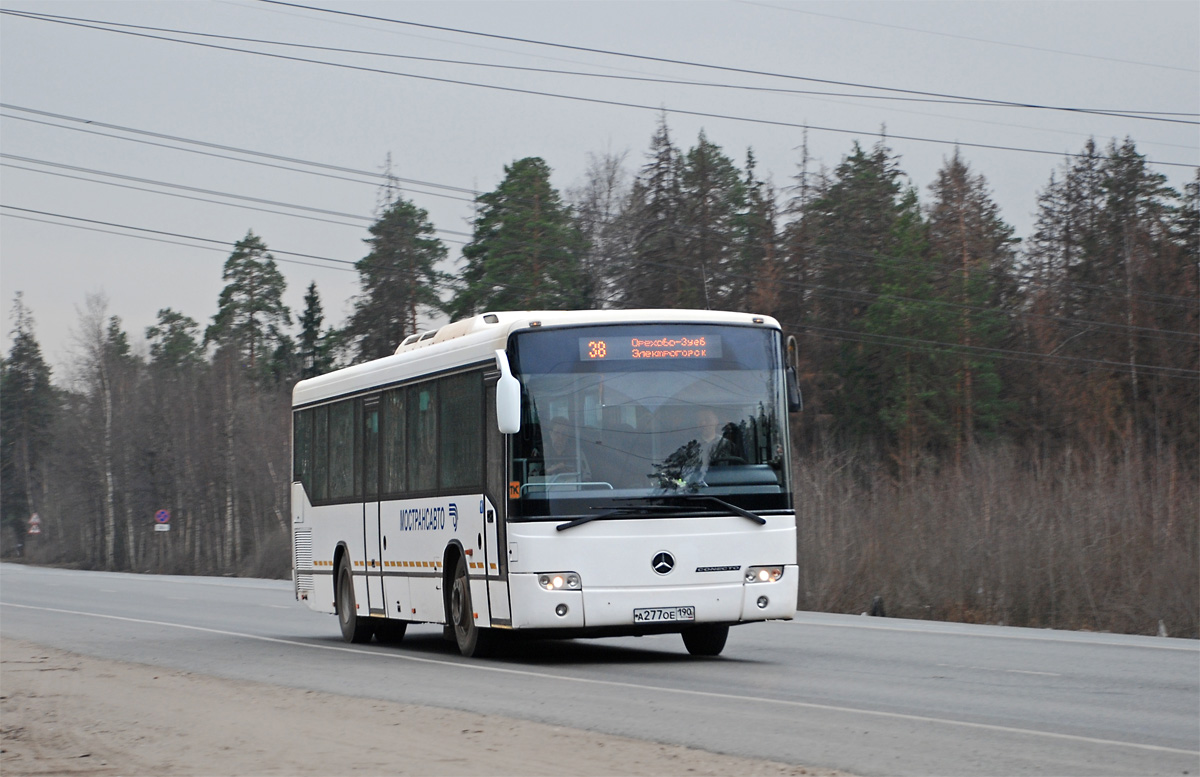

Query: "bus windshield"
<box><xmin>508</xmin><ymin>323</ymin><xmax>790</xmax><ymax>520</ymax></box>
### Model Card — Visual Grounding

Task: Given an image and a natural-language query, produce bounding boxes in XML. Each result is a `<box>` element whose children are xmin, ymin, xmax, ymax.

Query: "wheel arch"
<box><xmin>441</xmin><ymin>541</ymin><xmax>466</xmax><ymax>619</ymax></box>
<box><xmin>332</xmin><ymin>542</ymin><xmax>352</xmax><ymax>614</ymax></box>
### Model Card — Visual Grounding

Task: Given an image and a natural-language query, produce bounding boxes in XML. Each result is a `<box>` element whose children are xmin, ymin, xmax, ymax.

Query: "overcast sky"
<box><xmin>1</xmin><ymin>0</ymin><xmax>1196</xmax><ymax>376</ymax></box>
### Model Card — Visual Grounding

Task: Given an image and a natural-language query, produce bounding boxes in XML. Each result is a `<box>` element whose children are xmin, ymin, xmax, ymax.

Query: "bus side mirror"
<box><xmin>786</xmin><ymin>366</ymin><xmax>803</xmax><ymax>413</ymax></box>
<box><xmin>495</xmin><ymin>349</ymin><xmax>522</xmax><ymax>434</ymax></box>
<box><xmin>785</xmin><ymin>335</ymin><xmax>802</xmax><ymax>413</ymax></box>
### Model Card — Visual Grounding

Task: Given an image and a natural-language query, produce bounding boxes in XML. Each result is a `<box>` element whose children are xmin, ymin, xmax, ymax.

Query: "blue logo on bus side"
<box><xmin>400</xmin><ymin>506</ymin><xmax>446</xmax><ymax>531</ymax></box>
<box><xmin>450</xmin><ymin>503</ymin><xmax>458</xmax><ymax>531</ymax></box>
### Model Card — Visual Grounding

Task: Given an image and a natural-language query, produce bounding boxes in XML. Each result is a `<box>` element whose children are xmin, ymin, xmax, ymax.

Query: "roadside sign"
<box><xmin>154</xmin><ymin>523</ymin><xmax>170</xmax><ymax>532</ymax></box>
<box><xmin>154</xmin><ymin>509</ymin><xmax>170</xmax><ymax>524</ymax></box>
<box><xmin>27</xmin><ymin>513</ymin><xmax>41</xmax><ymax>535</ymax></box>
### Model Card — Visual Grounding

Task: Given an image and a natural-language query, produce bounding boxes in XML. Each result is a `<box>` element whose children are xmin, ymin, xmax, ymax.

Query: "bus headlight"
<box><xmin>538</xmin><ymin>572</ymin><xmax>582</xmax><ymax>591</ymax></box>
<box><xmin>745</xmin><ymin>566</ymin><xmax>784</xmax><ymax>584</ymax></box>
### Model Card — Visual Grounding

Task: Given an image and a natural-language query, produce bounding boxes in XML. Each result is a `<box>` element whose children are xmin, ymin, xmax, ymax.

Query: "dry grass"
<box><xmin>794</xmin><ymin>445</ymin><xmax>1199</xmax><ymax>638</ymax></box>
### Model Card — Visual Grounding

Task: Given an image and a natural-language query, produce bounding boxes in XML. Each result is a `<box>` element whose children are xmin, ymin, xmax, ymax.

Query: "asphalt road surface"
<box><xmin>2</xmin><ymin>563</ymin><xmax>1197</xmax><ymax>776</ymax></box>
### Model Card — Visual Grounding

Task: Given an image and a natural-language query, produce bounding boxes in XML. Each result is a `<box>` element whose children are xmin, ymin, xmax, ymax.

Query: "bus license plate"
<box><xmin>633</xmin><ymin>606</ymin><xmax>695</xmax><ymax>623</ymax></box>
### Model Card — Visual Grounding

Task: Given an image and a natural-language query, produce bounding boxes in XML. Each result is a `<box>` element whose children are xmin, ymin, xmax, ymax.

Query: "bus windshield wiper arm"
<box><xmin>556</xmin><ymin>500</ymin><xmax>764</xmax><ymax>531</ymax></box>
<box><xmin>556</xmin><ymin>505</ymin><xmax>680</xmax><ymax>532</ymax></box>
<box><xmin>680</xmin><ymin>495</ymin><xmax>767</xmax><ymax>525</ymax></box>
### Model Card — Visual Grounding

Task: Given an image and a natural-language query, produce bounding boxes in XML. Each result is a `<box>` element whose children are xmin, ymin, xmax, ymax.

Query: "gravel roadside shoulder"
<box><xmin>0</xmin><ymin>637</ymin><xmax>841</xmax><ymax>776</ymax></box>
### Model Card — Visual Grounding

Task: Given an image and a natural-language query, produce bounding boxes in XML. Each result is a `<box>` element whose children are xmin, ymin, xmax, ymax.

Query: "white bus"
<box><xmin>292</xmin><ymin>309</ymin><xmax>800</xmax><ymax>657</ymax></box>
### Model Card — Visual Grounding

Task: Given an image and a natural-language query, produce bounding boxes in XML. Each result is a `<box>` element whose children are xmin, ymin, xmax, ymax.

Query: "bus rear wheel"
<box><xmin>682</xmin><ymin>624</ymin><xmax>729</xmax><ymax>656</ymax></box>
<box><xmin>337</xmin><ymin>561</ymin><xmax>373</xmax><ymax>644</ymax></box>
<box><xmin>449</xmin><ymin>555</ymin><xmax>494</xmax><ymax>657</ymax></box>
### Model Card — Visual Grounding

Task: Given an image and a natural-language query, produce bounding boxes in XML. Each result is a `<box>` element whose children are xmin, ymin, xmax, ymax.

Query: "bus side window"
<box><xmin>329</xmin><ymin>400</ymin><xmax>356</xmax><ymax>499</ymax></box>
<box><xmin>408</xmin><ymin>383</ymin><xmax>438</xmax><ymax>493</ymax></box>
<box><xmin>383</xmin><ymin>389</ymin><xmax>406</xmax><ymax>496</ymax></box>
<box><xmin>312</xmin><ymin>404</ymin><xmax>329</xmax><ymax>502</ymax></box>
<box><xmin>293</xmin><ymin>410</ymin><xmax>312</xmax><ymax>494</ymax></box>
<box><xmin>439</xmin><ymin>372</ymin><xmax>483</xmax><ymax>491</ymax></box>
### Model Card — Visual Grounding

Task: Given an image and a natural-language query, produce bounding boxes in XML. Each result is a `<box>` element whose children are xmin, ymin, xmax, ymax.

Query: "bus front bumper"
<box><xmin>507</xmin><ymin>567</ymin><xmax>798</xmax><ymax>630</ymax></box>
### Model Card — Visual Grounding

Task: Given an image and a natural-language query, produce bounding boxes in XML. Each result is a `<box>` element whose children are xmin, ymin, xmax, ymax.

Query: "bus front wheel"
<box><xmin>449</xmin><ymin>556</ymin><xmax>494</xmax><ymax>657</ymax></box>
<box><xmin>337</xmin><ymin>562</ymin><xmax>373</xmax><ymax>644</ymax></box>
<box><xmin>682</xmin><ymin>624</ymin><xmax>729</xmax><ymax>656</ymax></box>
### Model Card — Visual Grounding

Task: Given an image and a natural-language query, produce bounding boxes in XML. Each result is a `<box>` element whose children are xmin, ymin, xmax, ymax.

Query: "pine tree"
<box><xmin>736</xmin><ymin>149</ymin><xmax>779</xmax><ymax>314</ymax></box>
<box><xmin>349</xmin><ymin>194</ymin><xmax>448</xmax><ymax>360</ymax></box>
<box><xmin>925</xmin><ymin>150</ymin><xmax>1018</xmax><ymax>456</ymax></box>
<box><xmin>452</xmin><ymin>157</ymin><xmax>588</xmax><ymax>317</ymax></box>
<box><xmin>0</xmin><ymin>293</ymin><xmax>55</xmax><ymax>548</ymax></box>
<box><xmin>832</xmin><ymin>187</ymin><xmax>959</xmax><ymax>465</ymax></box>
<box><xmin>146</xmin><ymin>309</ymin><xmax>202</xmax><ymax>370</ymax></box>
<box><xmin>1022</xmin><ymin>139</ymin><xmax>1189</xmax><ymax>451</ymax></box>
<box><xmin>205</xmin><ymin>231</ymin><xmax>292</xmax><ymax>377</ymax></box>
<box><xmin>804</xmin><ymin>140</ymin><xmax>908</xmax><ymax>332</ymax></box>
<box><xmin>788</xmin><ymin>139</ymin><xmax>913</xmax><ymax>450</ymax></box>
<box><xmin>676</xmin><ymin>130</ymin><xmax>746</xmax><ymax>309</ymax></box>
<box><xmin>615</xmin><ymin>117</ymin><xmax>684</xmax><ymax>309</ymax></box>
<box><xmin>298</xmin><ymin>282</ymin><xmax>334</xmax><ymax>378</ymax></box>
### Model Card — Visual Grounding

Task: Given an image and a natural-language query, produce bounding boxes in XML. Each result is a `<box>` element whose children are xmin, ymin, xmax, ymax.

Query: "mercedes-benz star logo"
<box><xmin>652</xmin><ymin>551</ymin><xmax>675</xmax><ymax>575</ymax></box>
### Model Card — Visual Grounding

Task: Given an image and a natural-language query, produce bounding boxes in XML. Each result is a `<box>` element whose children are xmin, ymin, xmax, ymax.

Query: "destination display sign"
<box><xmin>579</xmin><ymin>334</ymin><xmax>723</xmax><ymax>361</ymax></box>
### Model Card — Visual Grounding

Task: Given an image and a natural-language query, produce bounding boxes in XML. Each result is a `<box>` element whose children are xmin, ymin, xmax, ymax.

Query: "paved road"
<box><xmin>2</xmin><ymin>563</ymin><xmax>1196</xmax><ymax>776</ymax></box>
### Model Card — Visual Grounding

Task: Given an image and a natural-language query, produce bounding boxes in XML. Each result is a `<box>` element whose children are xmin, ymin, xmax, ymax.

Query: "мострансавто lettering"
<box><xmin>400</xmin><ymin>506</ymin><xmax>446</xmax><ymax>531</ymax></box>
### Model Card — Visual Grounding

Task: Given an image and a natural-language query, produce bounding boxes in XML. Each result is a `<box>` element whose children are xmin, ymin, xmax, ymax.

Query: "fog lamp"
<box><xmin>538</xmin><ymin>572</ymin><xmax>582</xmax><ymax>591</ymax></box>
<box><xmin>555</xmin><ymin>604</ymin><xmax>569</xmax><ymax>617</ymax></box>
<box><xmin>745</xmin><ymin>565</ymin><xmax>784</xmax><ymax>584</ymax></box>
<box><xmin>757</xmin><ymin>596</ymin><xmax>770</xmax><ymax>609</ymax></box>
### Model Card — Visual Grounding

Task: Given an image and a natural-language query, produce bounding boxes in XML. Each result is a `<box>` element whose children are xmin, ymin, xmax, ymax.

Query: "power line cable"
<box><xmin>253</xmin><ymin>1</ymin><xmax>1200</xmax><ymax>126</ymax></box>
<box><xmin>12</xmin><ymin>152</ymin><xmax>1187</xmax><ymax>341</ymax></box>
<box><xmin>782</xmin><ymin>320</ymin><xmax>1199</xmax><ymax>380</ymax></box>
<box><xmin>1</xmin><ymin>161</ymin><xmax>368</xmax><ymax>231</ymax></box>
<box><xmin>12</xmin><ymin>8</ymin><xmax>1197</xmax><ymax>120</ymax></box>
<box><xmin>1</xmin><ymin>153</ymin><xmax>376</xmax><ymax>222</ymax></box>
<box><xmin>0</xmin><ymin>111</ymin><xmax>479</xmax><ymax>205</ymax></box>
<box><xmin>6</xmin><ymin>109</ymin><xmax>1188</xmax><ymax>315</ymax></box>
<box><xmin>7</xmin><ymin>204</ymin><xmax>1193</xmax><ymax>378</ymax></box>
<box><xmin>626</xmin><ymin>255</ymin><xmax>1198</xmax><ymax>343</ymax></box>
<box><xmin>740</xmin><ymin>1</ymin><xmax>1200</xmax><ymax>75</ymax></box>
<box><xmin>3</xmin><ymin>10</ymin><xmax>1194</xmax><ymax>169</ymax></box>
<box><xmin>10</xmin><ymin>132</ymin><xmax>1187</xmax><ymax>322</ymax></box>
<box><xmin>0</xmin><ymin>104</ymin><xmax>480</xmax><ymax>197</ymax></box>
<box><xmin>0</xmin><ymin>210</ymin><xmax>356</xmax><ymax>273</ymax></box>
<box><xmin>1</xmin><ymin>154</ymin><xmax>475</xmax><ymax>240</ymax></box>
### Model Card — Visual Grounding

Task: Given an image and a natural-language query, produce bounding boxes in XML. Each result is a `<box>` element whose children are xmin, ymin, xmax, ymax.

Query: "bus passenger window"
<box><xmin>383</xmin><ymin>389</ymin><xmax>406</xmax><ymax>496</ymax></box>
<box><xmin>408</xmin><ymin>384</ymin><xmax>437</xmax><ymax>492</ymax></box>
<box><xmin>312</xmin><ymin>405</ymin><xmax>329</xmax><ymax>502</ymax></box>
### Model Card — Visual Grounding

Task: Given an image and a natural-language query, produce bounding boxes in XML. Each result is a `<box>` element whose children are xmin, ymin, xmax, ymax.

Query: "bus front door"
<box><xmin>484</xmin><ymin>380</ymin><xmax>511</xmax><ymax>624</ymax></box>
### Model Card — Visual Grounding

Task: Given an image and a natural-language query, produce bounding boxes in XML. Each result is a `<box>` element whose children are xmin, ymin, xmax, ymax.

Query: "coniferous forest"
<box><xmin>3</xmin><ymin>124</ymin><xmax>1196</xmax><ymax>637</ymax></box>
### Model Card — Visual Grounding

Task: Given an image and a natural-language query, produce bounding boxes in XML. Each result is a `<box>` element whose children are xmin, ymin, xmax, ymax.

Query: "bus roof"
<box><xmin>292</xmin><ymin>309</ymin><xmax>781</xmax><ymax>408</ymax></box>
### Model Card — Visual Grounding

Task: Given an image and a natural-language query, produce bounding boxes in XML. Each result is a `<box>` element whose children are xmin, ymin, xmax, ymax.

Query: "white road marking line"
<box><xmin>785</xmin><ymin>617</ymin><xmax>1200</xmax><ymax>652</ymax></box>
<box><xmin>937</xmin><ymin>663</ymin><xmax>1061</xmax><ymax>677</ymax></box>
<box><xmin>3</xmin><ymin>601</ymin><xmax>1196</xmax><ymax>758</ymax></box>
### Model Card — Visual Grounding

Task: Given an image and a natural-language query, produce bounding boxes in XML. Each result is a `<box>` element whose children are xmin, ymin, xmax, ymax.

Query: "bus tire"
<box><xmin>449</xmin><ymin>555</ymin><xmax>494</xmax><ymax>657</ymax></box>
<box><xmin>682</xmin><ymin>624</ymin><xmax>729</xmax><ymax>656</ymax></box>
<box><xmin>337</xmin><ymin>562</ymin><xmax>373</xmax><ymax>644</ymax></box>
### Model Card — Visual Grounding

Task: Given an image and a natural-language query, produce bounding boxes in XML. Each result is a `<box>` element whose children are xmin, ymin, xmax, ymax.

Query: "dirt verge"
<box><xmin>0</xmin><ymin>638</ymin><xmax>841</xmax><ymax>776</ymax></box>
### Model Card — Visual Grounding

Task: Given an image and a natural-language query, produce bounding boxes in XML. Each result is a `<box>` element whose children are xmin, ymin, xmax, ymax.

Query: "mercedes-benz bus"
<box><xmin>292</xmin><ymin>309</ymin><xmax>800</xmax><ymax>657</ymax></box>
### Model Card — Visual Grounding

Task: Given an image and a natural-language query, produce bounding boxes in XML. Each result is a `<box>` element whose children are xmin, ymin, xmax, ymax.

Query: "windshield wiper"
<box><xmin>555</xmin><ymin>505</ymin><xmax>680</xmax><ymax>532</ymax></box>
<box><xmin>555</xmin><ymin>498</ymin><xmax>765</xmax><ymax>531</ymax></box>
<box><xmin>674</xmin><ymin>495</ymin><xmax>767</xmax><ymax>525</ymax></box>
